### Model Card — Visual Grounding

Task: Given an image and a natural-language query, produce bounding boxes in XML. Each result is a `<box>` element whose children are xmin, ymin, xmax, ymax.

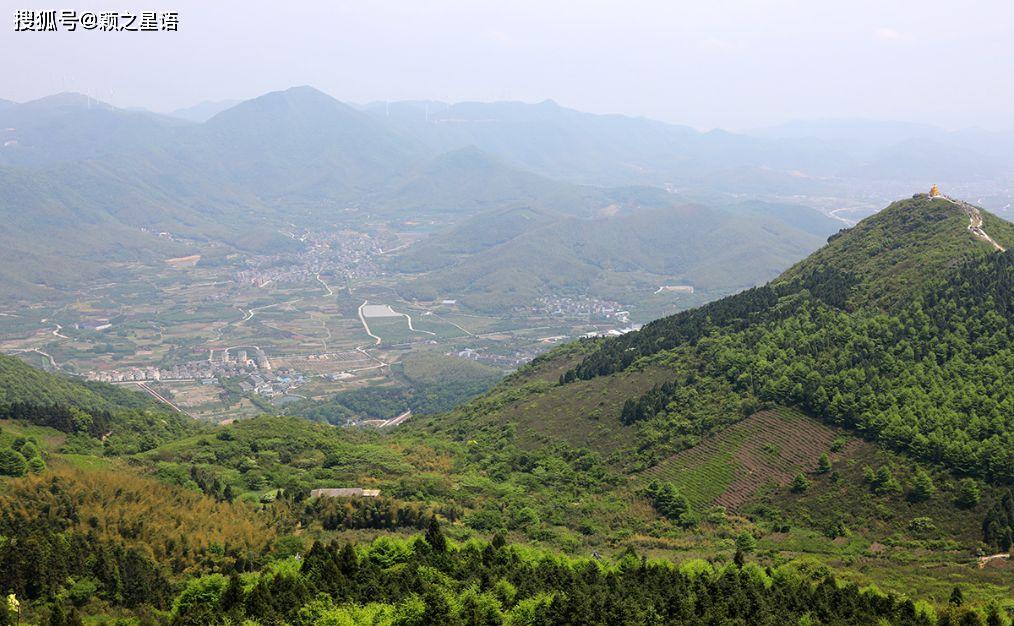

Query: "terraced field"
<box><xmin>640</xmin><ymin>408</ymin><xmax>858</xmax><ymax>510</ymax></box>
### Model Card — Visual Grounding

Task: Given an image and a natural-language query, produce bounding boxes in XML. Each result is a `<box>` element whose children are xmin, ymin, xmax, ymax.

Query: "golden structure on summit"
<box><xmin>929</xmin><ymin>185</ymin><xmax>941</xmax><ymax>197</ymax></box>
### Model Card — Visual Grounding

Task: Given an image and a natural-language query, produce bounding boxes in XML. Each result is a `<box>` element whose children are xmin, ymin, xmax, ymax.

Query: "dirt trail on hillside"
<box><xmin>941</xmin><ymin>197</ymin><xmax>1006</xmax><ymax>252</ymax></box>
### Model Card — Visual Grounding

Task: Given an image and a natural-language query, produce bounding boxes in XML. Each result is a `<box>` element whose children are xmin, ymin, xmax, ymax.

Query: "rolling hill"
<box><xmin>406</xmin><ymin>193</ymin><xmax>1012</xmax><ymax>545</ymax></box>
<box><xmin>0</xmin><ymin>352</ymin><xmax>199</xmax><ymax>453</ymax></box>
<box><xmin>0</xmin><ymin>87</ymin><xmax>844</xmax><ymax>305</ymax></box>
<box><xmin>4</xmin><ymin>86</ymin><xmax>1013</xmax><ymax>304</ymax></box>
<box><xmin>1</xmin><ymin>194</ymin><xmax>1012</xmax><ymax>622</ymax></box>
<box><xmin>392</xmin><ymin>201</ymin><xmax>836</xmax><ymax>313</ymax></box>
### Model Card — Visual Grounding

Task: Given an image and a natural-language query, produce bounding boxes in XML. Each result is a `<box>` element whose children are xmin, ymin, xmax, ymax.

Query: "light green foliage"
<box><xmin>910</xmin><ymin>468</ymin><xmax>936</xmax><ymax>502</ymax></box>
<box><xmin>735</xmin><ymin>531</ymin><xmax>757</xmax><ymax>553</ymax></box>
<box><xmin>171</xmin><ymin>574</ymin><xmax>227</xmax><ymax>626</ymax></box>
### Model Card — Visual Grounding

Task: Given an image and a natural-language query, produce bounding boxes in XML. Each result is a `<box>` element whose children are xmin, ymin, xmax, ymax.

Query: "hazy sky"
<box><xmin>3</xmin><ymin>0</ymin><xmax>1013</xmax><ymax>130</ymax></box>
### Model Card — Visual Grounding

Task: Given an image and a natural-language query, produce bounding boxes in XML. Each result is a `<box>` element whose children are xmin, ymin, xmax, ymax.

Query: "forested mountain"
<box><xmin>559</xmin><ymin>195</ymin><xmax>1013</xmax><ymax>478</ymax></box>
<box><xmin>393</xmin><ymin>202</ymin><xmax>832</xmax><ymax>312</ymax></box>
<box><xmin>0</xmin><ymin>353</ymin><xmax>199</xmax><ymax>454</ymax></box>
<box><xmin>7</xmin><ymin>88</ymin><xmax>813</xmax><ymax>301</ymax></box>
<box><xmin>196</xmin><ymin>86</ymin><xmax>425</xmax><ymax>202</ymax></box>
<box><xmin>4</xmin><ymin>86</ymin><xmax>1012</xmax><ymax>302</ymax></box>
<box><xmin>0</xmin><ymin>196</ymin><xmax>1012</xmax><ymax>623</ymax></box>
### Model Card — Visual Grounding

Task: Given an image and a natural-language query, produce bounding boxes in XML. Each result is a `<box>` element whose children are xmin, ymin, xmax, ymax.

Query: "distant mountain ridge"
<box><xmin>167</xmin><ymin>98</ymin><xmax>240</xmax><ymax>122</ymax></box>
<box><xmin>392</xmin><ymin>201</ymin><xmax>836</xmax><ymax>313</ymax></box>
<box><xmin>2</xmin><ymin>86</ymin><xmax>1013</xmax><ymax>301</ymax></box>
<box><xmin>0</xmin><ymin>86</ymin><xmax>842</xmax><ymax>302</ymax></box>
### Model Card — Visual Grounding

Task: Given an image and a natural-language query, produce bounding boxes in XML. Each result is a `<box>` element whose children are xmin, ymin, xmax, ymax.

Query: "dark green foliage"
<box><xmin>568</xmin><ymin>284</ymin><xmax>783</xmax><ymax>380</ymax></box>
<box><xmin>0</xmin><ymin>354</ymin><xmax>199</xmax><ymax>455</ymax></box>
<box><xmin>871</xmin><ymin>467</ymin><xmax>902</xmax><ymax>495</ymax></box>
<box><xmin>288</xmin><ymin>370</ymin><xmax>500</xmax><ymax>424</ymax></box>
<box><xmin>733</xmin><ymin>548</ymin><xmax>745</xmax><ymax>568</ymax></box>
<box><xmin>602</xmin><ymin>251</ymin><xmax>1014</xmax><ymax>481</ymax></box>
<box><xmin>0</xmin><ymin>447</ymin><xmax>27</xmax><ymax>476</ymax></box>
<box><xmin>644</xmin><ymin>480</ymin><xmax>693</xmax><ymax>524</ymax></box>
<box><xmin>0</xmin><ymin>354</ymin><xmax>161</xmax><ymax>414</ymax></box>
<box><xmin>950</xmin><ymin>586</ymin><xmax>965</xmax><ymax>607</ymax></box>
<box><xmin>559</xmin><ymin>199</ymin><xmax>1014</xmax><ymax>482</ymax></box>
<box><xmin>425</xmin><ymin>516</ymin><xmax>447</xmax><ymax>552</ymax></box>
<box><xmin>791</xmin><ymin>473</ymin><xmax>811</xmax><ymax>493</ymax></box>
<box><xmin>0</xmin><ymin>525</ymin><xmax>171</xmax><ymax>610</ymax></box>
<box><xmin>910</xmin><ymin>468</ymin><xmax>937</xmax><ymax>502</ymax></box>
<box><xmin>305</xmin><ymin>496</ymin><xmax>452</xmax><ymax>532</ymax></box>
<box><xmin>982</xmin><ymin>490</ymin><xmax>1014</xmax><ymax>551</ymax></box>
<box><xmin>956</xmin><ymin>480</ymin><xmax>982</xmax><ymax>509</ymax></box>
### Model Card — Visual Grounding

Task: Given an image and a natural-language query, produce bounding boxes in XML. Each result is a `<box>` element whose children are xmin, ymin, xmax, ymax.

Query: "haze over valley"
<box><xmin>2</xmin><ymin>3</ymin><xmax>1013</xmax><ymax>624</ymax></box>
<box><xmin>3</xmin><ymin>87</ymin><xmax>1013</xmax><ymax>424</ymax></box>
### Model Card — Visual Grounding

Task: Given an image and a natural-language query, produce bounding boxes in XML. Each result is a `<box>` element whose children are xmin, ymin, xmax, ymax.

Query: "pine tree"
<box><xmin>949</xmin><ymin>585</ymin><xmax>964</xmax><ymax>607</ymax></box>
<box><xmin>426</xmin><ymin>516</ymin><xmax>447</xmax><ymax>553</ymax></box>
<box><xmin>909</xmin><ymin>468</ymin><xmax>936</xmax><ymax>502</ymax></box>
<box><xmin>245</xmin><ymin>579</ymin><xmax>274</xmax><ymax>621</ymax></box>
<box><xmin>872</xmin><ymin>467</ymin><xmax>901</xmax><ymax>495</ymax></box>
<box><xmin>735</xmin><ymin>532</ymin><xmax>757</xmax><ymax>553</ymax></box>
<box><xmin>48</xmin><ymin>602</ymin><xmax>67</xmax><ymax>626</ymax></box>
<box><xmin>0</xmin><ymin>448</ymin><xmax>27</xmax><ymax>477</ymax></box>
<box><xmin>421</xmin><ymin>587</ymin><xmax>457</xmax><ymax>625</ymax></box>
<box><xmin>220</xmin><ymin>572</ymin><xmax>244</xmax><ymax>616</ymax></box>
<box><xmin>955</xmin><ymin>479</ymin><xmax>981</xmax><ymax>509</ymax></box>
<box><xmin>791</xmin><ymin>473</ymin><xmax>811</xmax><ymax>493</ymax></box>
<box><xmin>816</xmin><ymin>453</ymin><xmax>832</xmax><ymax>474</ymax></box>
<box><xmin>27</xmin><ymin>455</ymin><xmax>45</xmax><ymax>474</ymax></box>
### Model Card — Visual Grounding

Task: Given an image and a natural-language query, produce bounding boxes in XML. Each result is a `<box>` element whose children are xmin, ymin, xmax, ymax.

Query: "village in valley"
<box><xmin>0</xmin><ymin>222</ymin><xmax>673</xmax><ymax>425</ymax></box>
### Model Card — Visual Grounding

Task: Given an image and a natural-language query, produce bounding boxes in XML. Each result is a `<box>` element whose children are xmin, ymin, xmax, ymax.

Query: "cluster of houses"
<box><xmin>525</xmin><ymin>296</ymin><xmax>631</xmax><ymax>322</ymax></box>
<box><xmin>238</xmin><ymin>370</ymin><xmax>306</xmax><ymax>397</ymax></box>
<box><xmin>85</xmin><ymin>359</ymin><xmax>248</xmax><ymax>384</ymax></box>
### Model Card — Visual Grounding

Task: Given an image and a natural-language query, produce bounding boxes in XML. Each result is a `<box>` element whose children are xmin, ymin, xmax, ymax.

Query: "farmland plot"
<box><xmin>640</xmin><ymin>409</ymin><xmax>856</xmax><ymax>510</ymax></box>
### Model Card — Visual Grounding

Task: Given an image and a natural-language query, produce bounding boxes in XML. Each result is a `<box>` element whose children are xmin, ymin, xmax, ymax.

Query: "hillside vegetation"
<box><xmin>0</xmin><ymin>353</ymin><xmax>199</xmax><ymax>454</ymax></box>
<box><xmin>1</xmin><ymin>195</ymin><xmax>1012</xmax><ymax>623</ymax></box>
<box><xmin>394</xmin><ymin>203</ymin><xmax>829</xmax><ymax>312</ymax></box>
<box><xmin>561</xmin><ymin>197</ymin><xmax>1013</xmax><ymax>479</ymax></box>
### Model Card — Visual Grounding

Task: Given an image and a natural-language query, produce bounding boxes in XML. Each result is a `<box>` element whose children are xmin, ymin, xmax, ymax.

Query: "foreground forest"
<box><xmin>0</xmin><ymin>195</ymin><xmax>1012</xmax><ymax>624</ymax></box>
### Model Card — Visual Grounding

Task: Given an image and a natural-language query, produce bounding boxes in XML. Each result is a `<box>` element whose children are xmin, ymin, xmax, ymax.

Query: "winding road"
<box><xmin>403</xmin><ymin>311</ymin><xmax>436</xmax><ymax>336</ymax></box>
<box><xmin>315</xmin><ymin>272</ymin><xmax>334</xmax><ymax>296</ymax></box>
<box><xmin>357</xmin><ymin>301</ymin><xmax>383</xmax><ymax>345</ymax></box>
